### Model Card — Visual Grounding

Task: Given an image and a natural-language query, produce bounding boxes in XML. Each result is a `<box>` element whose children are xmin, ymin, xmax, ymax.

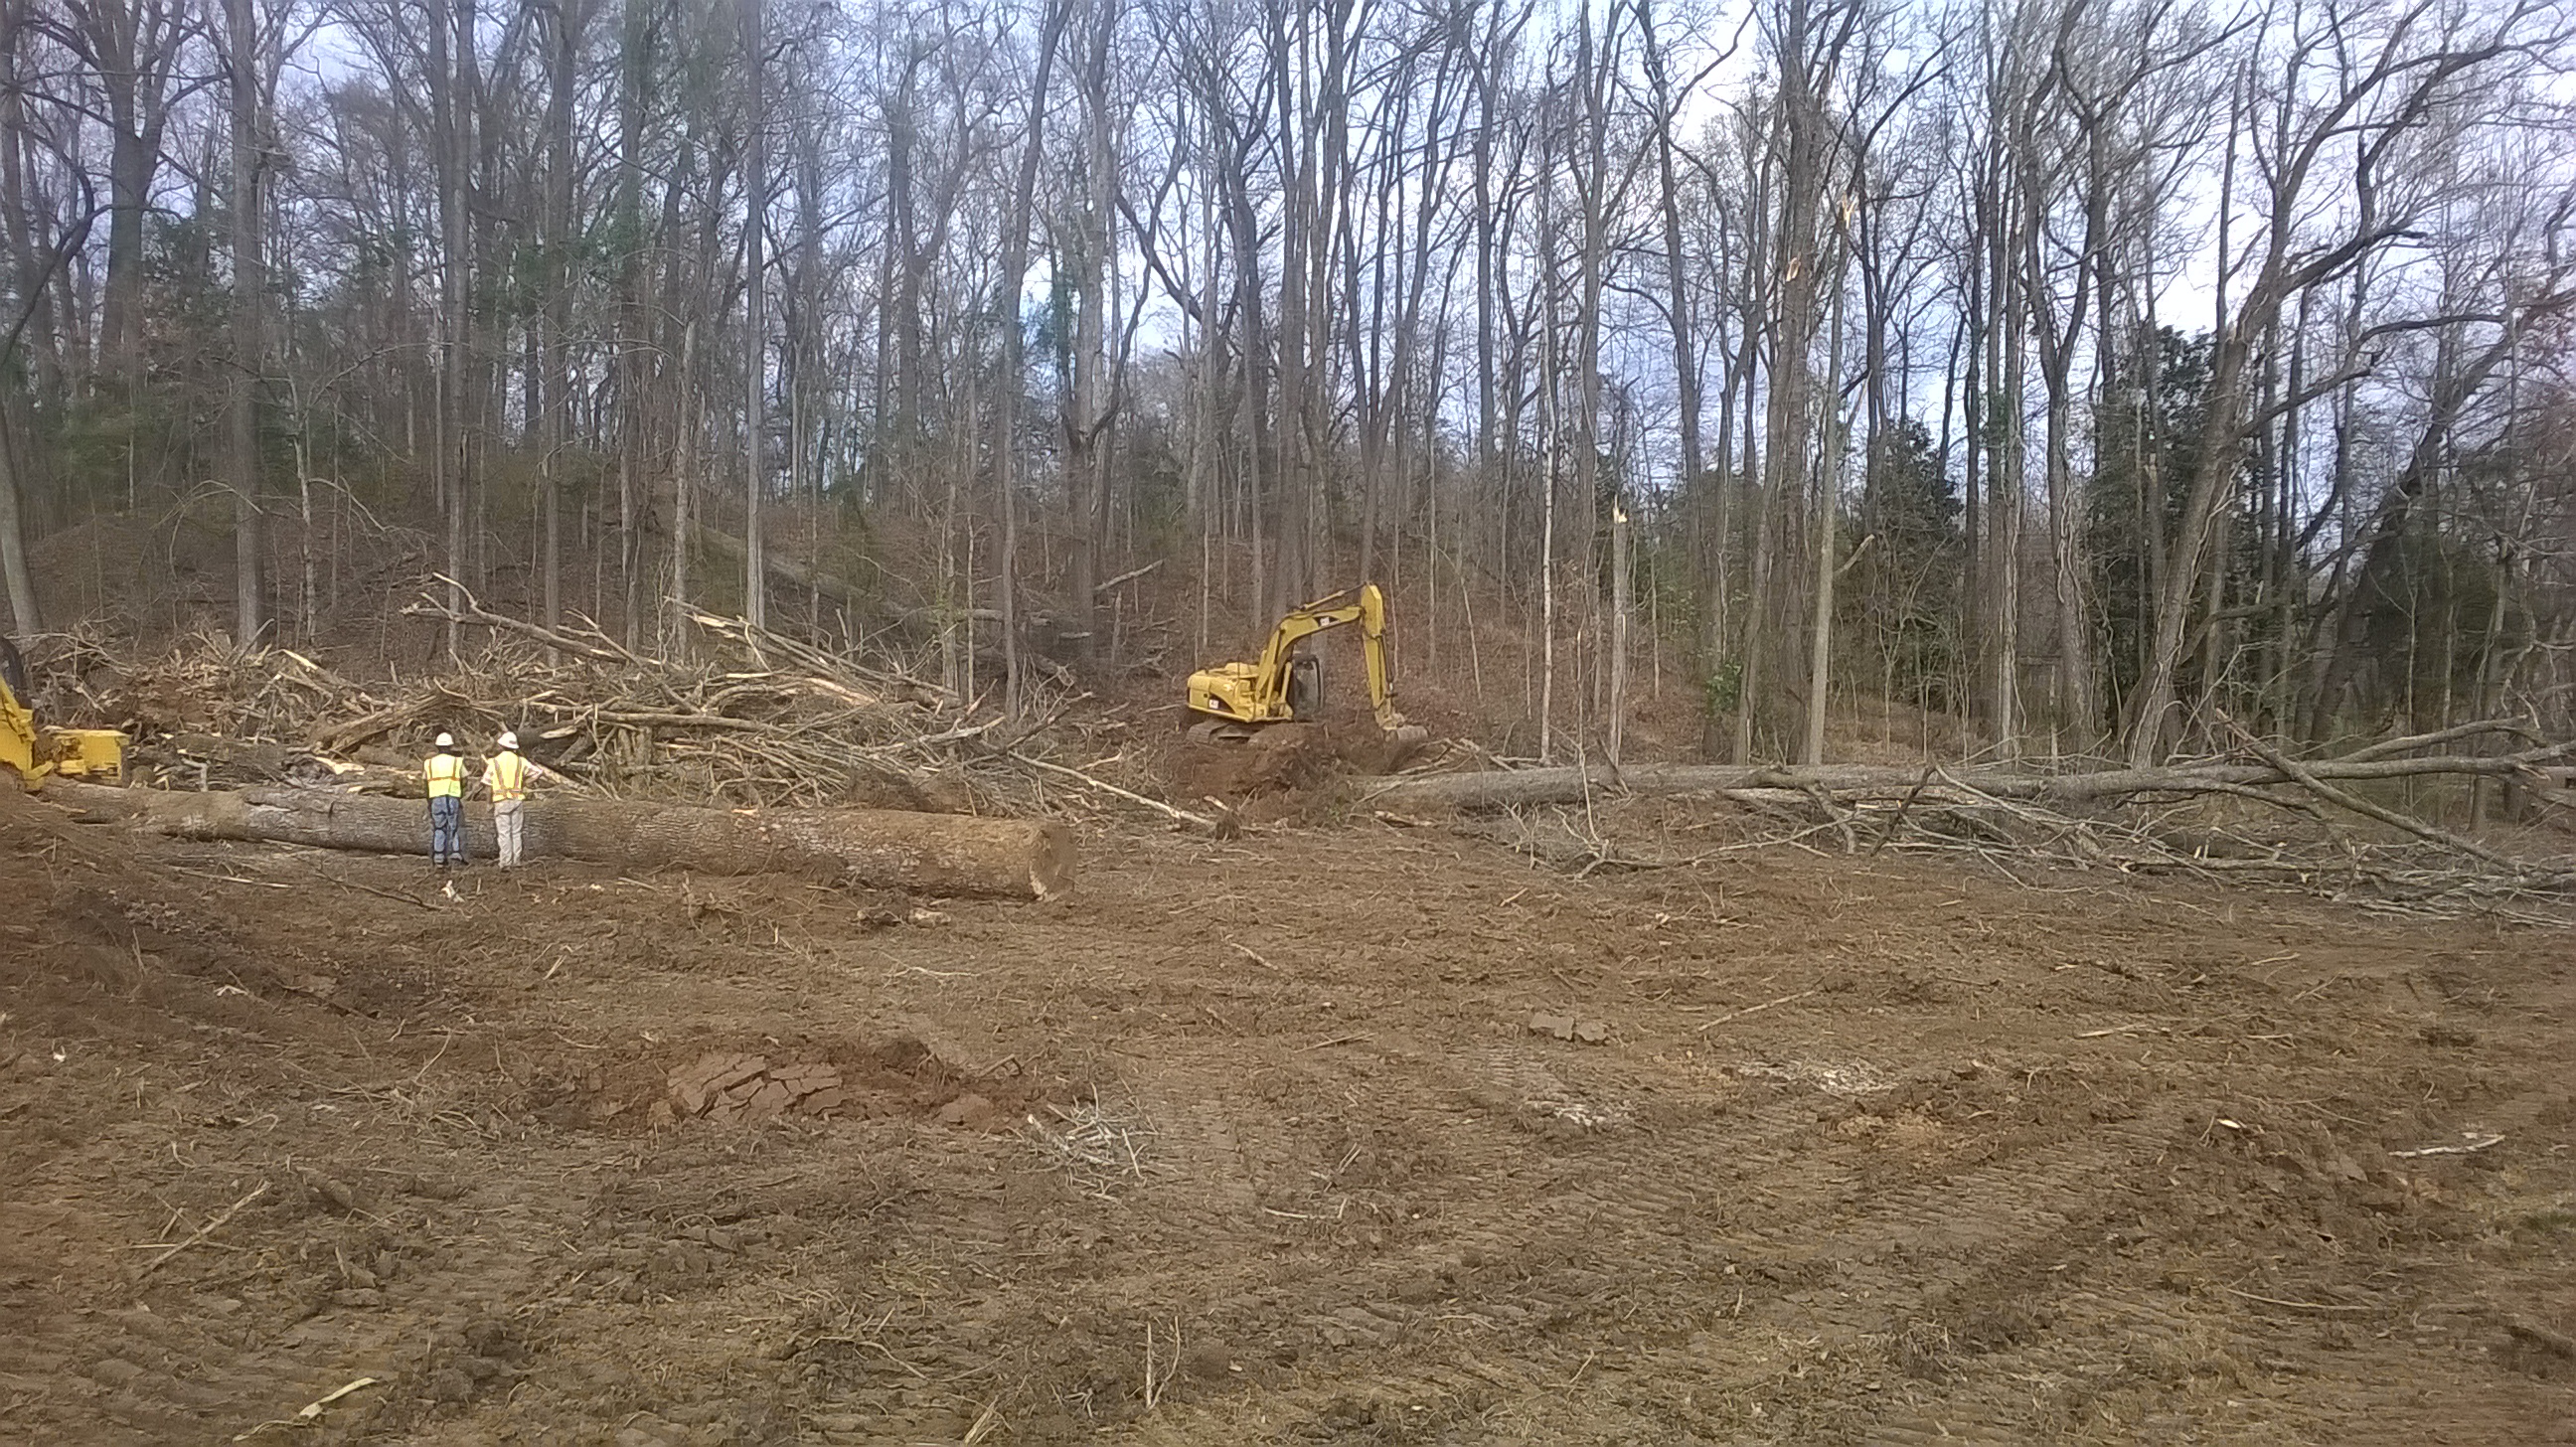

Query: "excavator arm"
<box><xmin>1354</xmin><ymin>588</ymin><xmax>1400</xmax><ymax>731</ymax></box>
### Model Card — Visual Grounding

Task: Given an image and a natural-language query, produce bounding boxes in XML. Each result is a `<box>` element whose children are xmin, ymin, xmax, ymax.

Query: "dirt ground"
<box><xmin>5</xmin><ymin>784</ymin><xmax>2574</xmax><ymax>1446</ymax></box>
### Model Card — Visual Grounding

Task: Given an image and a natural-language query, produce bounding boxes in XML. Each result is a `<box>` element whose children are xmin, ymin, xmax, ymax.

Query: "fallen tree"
<box><xmin>1368</xmin><ymin>735</ymin><xmax>2576</xmax><ymax>813</ymax></box>
<box><xmin>1380</xmin><ymin>723</ymin><xmax>2576</xmax><ymax>914</ymax></box>
<box><xmin>42</xmin><ymin>781</ymin><xmax>1073</xmax><ymax>899</ymax></box>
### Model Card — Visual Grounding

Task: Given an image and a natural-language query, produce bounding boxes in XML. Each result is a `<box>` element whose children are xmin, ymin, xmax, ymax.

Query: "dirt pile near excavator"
<box><xmin>1170</xmin><ymin>719</ymin><xmax>1445</xmax><ymax>803</ymax></box>
<box><xmin>4</xmin><ymin>785</ymin><xmax>172</xmax><ymax>976</ymax></box>
<box><xmin>1175</xmin><ymin>723</ymin><xmax>1338</xmax><ymax>800</ymax></box>
<box><xmin>0</xmin><ymin>784</ymin><xmax>303</xmax><ymax>1064</ymax></box>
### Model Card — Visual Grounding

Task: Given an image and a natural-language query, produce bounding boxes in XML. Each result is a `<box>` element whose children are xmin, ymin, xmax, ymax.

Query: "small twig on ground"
<box><xmin>320</xmin><ymin>872</ymin><xmax>440</xmax><ymax>910</ymax></box>
<box><xmin>1691</xmin><ymin>988</ymin><xmax>1821</xmax><ymax>1034</ymax></box>
<box><xmin>1296</xmin><ymin>1034</ymin><xmax>1367</xmax><ymax>1052</ymax></box>
<box><xmin>2221</xmin><ymin>1285</ymin><xmax>2373</xmax><ymax>1314</ymax></box>
<box><xmin>230</xmin><ymin>1375</ymin><xmax>380</xmax><ymax>1440</ymax></box>
<box><xmin>2389</xmin><ymin>1133</ymin><xmax>2504</xmax><ymax>1158</ymax></box>
<box><xmin>1227</xmin><ymin>941</ymin><xmax>1286</xmax><ymax>974</ymax></box>
<box><xmin>141</xmin><ymin>1182</ymin><xmax>268</xmax><ymax>1274</ymax></box>
<box><xmin>165</xmin><ymin>866</ymin><xmax>292</xmax><ymax>889</ymax></box>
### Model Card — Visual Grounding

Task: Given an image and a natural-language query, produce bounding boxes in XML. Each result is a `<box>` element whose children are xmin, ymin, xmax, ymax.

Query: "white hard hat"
<box><xmin>499</xmin><ymin>730</ymin><xmax>519</xmax><ymax>750</ymax></box>
<box><xmin>434</xmin><ymin>731</ymin><xmax>455</xmax><ymax>748</ymax></box>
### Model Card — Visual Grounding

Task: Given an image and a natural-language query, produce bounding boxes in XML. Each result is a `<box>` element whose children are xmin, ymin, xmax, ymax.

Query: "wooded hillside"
<box><xmin>1</xmin><ymin>0</ymin><xmax>2570</xmax><ymax>766</ymax></box>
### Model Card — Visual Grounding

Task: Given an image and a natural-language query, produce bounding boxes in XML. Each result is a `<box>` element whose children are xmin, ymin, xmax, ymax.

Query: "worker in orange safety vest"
<box><xmin>422</xmin><ymin>732</ymin><xmax>467</xmax><ymax>870</ymax></box>
<box><xmin>479</xmin><ymin>729</ymin><xmax>554</xmax><ymax>870</ymax></box>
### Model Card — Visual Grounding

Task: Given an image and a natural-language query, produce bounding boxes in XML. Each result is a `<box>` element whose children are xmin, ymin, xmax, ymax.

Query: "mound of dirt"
<box><xmin>1175</xmin><ymin>721</ymin><xmax>1429</xmax><ymax>802</ymax></box>
<box><xmin>656</xmin><ymin>1052</ymin><xmax>849</xmax><ymax>1124</ymax></box>
<box><xmin>0</xmin><ymin>784</ymin><xmax>311</xmax><ymax>1043</ymax></box>
<box><xmin>1</xmin><ymin>784</ymin><xmax>155</xmax><ymax>975</ymax></box>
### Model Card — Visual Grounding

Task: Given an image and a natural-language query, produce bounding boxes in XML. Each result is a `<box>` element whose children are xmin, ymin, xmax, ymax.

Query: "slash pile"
<box><xmin>25</xmin><ymin>580</ymin><xmax>1180</xmax><ymax>821</ymax></box>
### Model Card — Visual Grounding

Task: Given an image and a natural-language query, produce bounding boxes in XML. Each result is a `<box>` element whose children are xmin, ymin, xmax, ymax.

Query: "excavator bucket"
<box><xmin>47</xmin><ymin>728</ymin><xmax>126</xmax><ymax>781</ymax></box>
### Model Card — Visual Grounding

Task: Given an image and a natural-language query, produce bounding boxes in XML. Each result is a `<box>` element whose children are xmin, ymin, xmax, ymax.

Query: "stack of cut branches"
<box><xmin>28</xmin><ymin>581</ymin><xmax>1183</xmax><ymax>821</ymax></box>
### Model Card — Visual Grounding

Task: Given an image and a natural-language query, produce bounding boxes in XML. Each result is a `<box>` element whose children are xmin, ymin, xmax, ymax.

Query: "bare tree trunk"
<box><xmin>613</xmin><ymin>0</ymin><xmax>652</xmax><ymax>650</ymax></box>
<box><xmin>740</xmin><ymin>0</ymin><xmax>767</xmax><ymax>631</ymax></box>
<box><xmin>1744</xmin><ymin>0</ymin><xmax>1847</xmax><ymax>760</ymax></box>
<box><xmin>1609</xmin><ymin>499</ymin><xmax>1631</xmax><ymax>764</ymax></box>
<box><xmin>1802</xmin><ymin>241</ymin><xmax>1852</xmax><ymax>766</ymax></box>
<box><xmin>429</xmin><ymin>0</ymin><xmax>474</xmax><ymax>659</ymax></box>
<box><xmin>1572</xmin><ymin>7</ymin><xmax>1614</xmax><ymax>760</ymax></box>
<box><xmin>1062</xmin><ymin>0</ymin><xmax>1118</xmax><ymax>661</ymax></box>
<box><xmin>0</xmin><ymin>415</ymin><xmax>36</xmax><ymax>632</ymax></box>
<box><xmin>1471</xmin><ymin>17</ymin><xmax>1500</xmax><ymax>579</ymax></box>
<box><xmin>542</xmin><ymin>0</ymin><xmax>585</xmax><ymax>634</ymax></box>
<box><xmin>672</xmin><ymin>319</ymin><xmax>697</xmax><ymax>658</ymax></box>
<box><xmin>993</xmin><ymin>0</ymin><xmax>1074</xmax><ymax>717</ymax></box>
<box><xmin>226</xmin><ymin>0</ymin><xmax>263</xmax><ymax>648</ymax></box>
<box><xmin>1984</xmin><ymin>150</ymin><xmax>2021</xmax><ymax>759</ymax></box>
<box><xmin>1537</xmin><ymin>269</ymin><xmax>1558</xmax><ymax>762</ymax></box>
<box><xmin>1729</xmin><ymin>118</ymin><xmax>1776</xmax><ymax>763</ymax></box>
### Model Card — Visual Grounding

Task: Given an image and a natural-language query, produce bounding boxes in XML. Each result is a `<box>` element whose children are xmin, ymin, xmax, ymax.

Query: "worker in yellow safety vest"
<box><xmin>479</xmin><ymin>729</ymin><xmax>554</xmax><ymax>870</ymax></box>
<box><xmin>422</xmin><ymin>732</ymin><xmax>467</xmax><ymax>870</ymax></box>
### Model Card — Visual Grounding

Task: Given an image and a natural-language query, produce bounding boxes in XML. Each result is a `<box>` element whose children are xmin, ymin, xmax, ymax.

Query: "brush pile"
<box><xmin>1410</xmin><ymin>728</ymin><xmax>2576</xmax><ymax>919</ymax></box>
<box><xmin>23</xmin><ymin>580</ymin><xmax>1173</xmax><ymax>820</ymax></box>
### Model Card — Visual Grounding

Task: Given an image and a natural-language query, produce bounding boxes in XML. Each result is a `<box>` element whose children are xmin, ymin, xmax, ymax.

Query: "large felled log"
<box><xmin>1368</xmin><ymin>744</ymin><xmax>2576</xmax><ymax>813</ymax></box>
<box><xmin>42</xmin><ymin>781</ymin><xmax>1071</xmax><ymax>898</ymax></box>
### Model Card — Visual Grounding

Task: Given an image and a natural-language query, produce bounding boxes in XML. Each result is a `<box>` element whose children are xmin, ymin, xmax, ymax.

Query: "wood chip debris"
<box><xmin>1023</xmin><ymin>1097</ymin><xmax>1160</xmax><ymax>1195</ymax></box>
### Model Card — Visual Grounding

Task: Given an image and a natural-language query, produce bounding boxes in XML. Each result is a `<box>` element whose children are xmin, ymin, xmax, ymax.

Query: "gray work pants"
<box><xmin>495</xmin><ymin>798</ymin><xmax>527</xmax><ymax>869</ymax></box>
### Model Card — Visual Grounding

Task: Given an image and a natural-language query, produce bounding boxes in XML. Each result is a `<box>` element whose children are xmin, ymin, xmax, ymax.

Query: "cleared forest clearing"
<box><xmin>5</xmin><ymin>784</ymin><xmax>2572</xmax><ymax>1446</ymax></box>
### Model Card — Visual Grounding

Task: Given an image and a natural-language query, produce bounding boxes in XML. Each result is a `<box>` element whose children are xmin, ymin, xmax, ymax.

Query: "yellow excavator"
<box><xmin>1186</xmin><ymin>583</ymin><xmax>1406</xmax><ymax>741</ymax></box>
<box><xmin>1</xmin><ymin>635</ymin><xmax>124</xmax><ymax>787</ymax></box>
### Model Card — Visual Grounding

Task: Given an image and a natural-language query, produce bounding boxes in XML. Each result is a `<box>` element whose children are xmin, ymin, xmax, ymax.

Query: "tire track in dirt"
<box><xmin>111</xmin><ymin>1190</ymin><xmax>557</xmax><ymax>1443</ymax></box>
<box><xmin>1409</xmin><ymin>1037</ymin><xmax>2206</xmax><ymax>1442</ymax></box>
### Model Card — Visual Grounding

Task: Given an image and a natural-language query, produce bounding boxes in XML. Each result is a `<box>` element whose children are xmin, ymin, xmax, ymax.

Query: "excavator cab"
<box><xmin>1285</xmin><ymin>655</ymin><xmax>1323</xmax><ymax>718</ymax></box>
<box><xmin>0</xmin><ymin>633</ymin><xmax>27</xmax><ymax>702</ymax></box>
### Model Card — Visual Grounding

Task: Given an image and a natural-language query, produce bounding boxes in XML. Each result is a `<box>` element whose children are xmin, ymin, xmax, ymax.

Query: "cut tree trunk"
<box><xmin>1368</xmin><ymin>748</ymin><xmax>2576</xmax><ymax>813</ymax></box>
<box><xmin>42</xmin><ymin>782</ymin><xmax>1072</xmax><ymax>898</ymax></box>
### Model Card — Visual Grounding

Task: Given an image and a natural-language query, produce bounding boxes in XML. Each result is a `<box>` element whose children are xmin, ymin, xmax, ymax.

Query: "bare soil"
<box><xmin>4</xmin><ymin>783</ymin><xmax>2574</xmax><ymax>1445</ymax></box>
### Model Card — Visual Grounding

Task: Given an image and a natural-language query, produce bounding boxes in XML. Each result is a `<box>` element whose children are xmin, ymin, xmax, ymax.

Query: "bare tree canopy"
<box><xmin>0</xmin><ymin>0</ymin><xmax>2570</xmax><ymax>759</ymax></box>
